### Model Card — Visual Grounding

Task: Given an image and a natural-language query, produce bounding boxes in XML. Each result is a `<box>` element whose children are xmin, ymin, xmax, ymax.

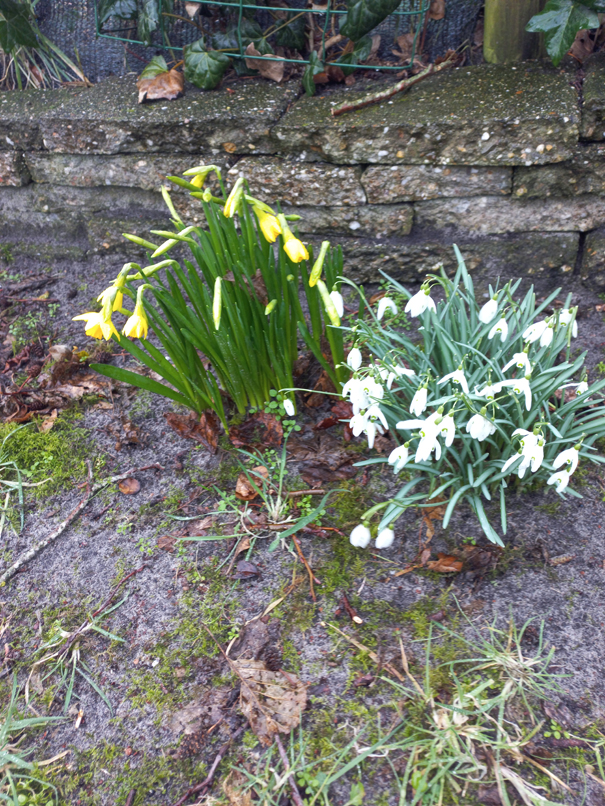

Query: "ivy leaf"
<box><xmin>212</xmin><ymin>28</ymin><xmax>238</xmax><ymax>51</ymax></box>
<box><xmin>184</xmin><ymin>39</ymin><xmax>230</xmax><ymax>89</ymax></box>
<box><xmin>302</xmin><ymin>50</ymin><xmax>324</xmax><ymax>96</ymax></box>
<box><xmin>139</xmin><ymin>54</ymin><xmax>169</xmax><ymax>79</ymax></box>
<box><xmin>340</xmin><ymin>0</ymin><xmax>401</xmax><ymax>42</ymax></box>
<box><xmin>337</xmin><ymin>34</ymin><xmax>373</xmax><ymax>75</ymax></box>
<box><xmin>96</xmin><ymin>0</ymin><xmax>137</xmax><ymax>23</ymax></box>
<box><xmin>275</xmin><ymin>12</ymin><xmax>306</xmax><ymax>51</ymax></box>
<box><xmin>526</xmin><ymin>0</ymin><xmax>599</xmax><ymax>66</ymax></box>
<box><xmin>137</xmin><ymin>0</ymin><xmax>161</xmax><ymax>45</ymax></box>
<box><xmin>0</xmin><ymin>0</ymin><xmax>38</xmax><ymax>51</ymax></box>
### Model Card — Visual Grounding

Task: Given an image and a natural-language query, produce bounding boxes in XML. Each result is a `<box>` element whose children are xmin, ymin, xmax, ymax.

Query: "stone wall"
<box><xmin>2</xmin><ymin>56</ymin><xmax>605</xmax><ymax>289</ymax></box>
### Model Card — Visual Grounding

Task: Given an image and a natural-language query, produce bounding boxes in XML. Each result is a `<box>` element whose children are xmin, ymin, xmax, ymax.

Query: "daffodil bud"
<box><xmin>213</xmin><ymin>276</ymin><xmax>222</xmax><ymax>330</ymax></box>
<box><xmin>265</xmin><ymin>299</ymin><xmax>277</xmax><ymax>315</ymax></box>
<box><xmin>122</xmin><ymin>233</ymin><xmax>159</xmax><ymax>251</ymax></box>
<box><xmin>316</xmin><ymin>279</ymin><xmax>341</xmax><ymax>327</ymax></box>
<box><xmin>183</xmin><ymin>163</ymin><xmax>221</xmax><ymax>181</ymax></box>
<box><xmin>286</xmin><ymin>274</ymin><xmax>294</xmax><ymax>282</ymax></box>
<box><xmin>223</xmin><ymin>177</ymin><xmax>244</xmax><ymax>218</ymax></box>
<box><xmin>308</xmin><ymin>241</ymin><xmax>330</xmax><ymax>287</ymax></box>
<box><xmin>161</xmin><ymin>186</ymin><xmax>184</xmax><ymax>226</ymax></box>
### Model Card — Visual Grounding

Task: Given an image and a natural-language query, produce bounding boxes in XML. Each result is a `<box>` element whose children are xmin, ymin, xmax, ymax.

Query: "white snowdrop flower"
<box><xmin>416</xmin><ymin>429</ymin><xmax>441</xmax><ymax>463</ymax></box>
<box><xmin>388</xmin><ymin>444</ymin><xmax>410</xmax><ymax>473</ymax></box>
<box><xmin>547</xmin><ymin>469</ymin><xmax>570</xmax><ymax>492</ymax></box>
<box><xmin>362</xmin><ymin>377</ymin><xmax>384</xmax><ymax>403</ymax></box>
<box><xmin>488</xmin><ymin>318</ymin><xmax>508</xmax><ymax>342</ymax></box>
<box><xmin>523</xmin><ymin>320</ymin><xmax>548</xmax><ymax>343</ymax></box>
<box><xmin>350</xmin><ymin>523</ymin><xmax>371</xmax><ymax>548</ymax></box>
<box><xmin>365</xmin><ymin>403</ymin><xmax>388</xmax><ymax>431</ymax></box>
<box><xmin>410</xmin><ymin>386</ymin><xmax>428</xmax><ymax>416</ymax></box>
<box><xmin>479</xmin><ymin>297</ymin><xmax>498</xmax><ymax>324</ymax></box>
<box><xmin>438</xmin><ymin>414</ymin><xmax>456</xmax><ymax>447</ymax></box>
<box><xmin>558</xmin><ymin>308</ymin><xmax>578</xmax><ymax>337</ymax></box>
<box><xmin>283</xmin><ymin>399</ymin><xmax>295</xmax><ymax>417</ymax></box>
<box><xmin>350</xmin><ymin>412</ymin><xmax>367</xmax><ymax>437</ymax></box>
<box><xmin>330</xmin><ymin>290</ymin><xmax>344</xmax><ymax>319</ymax></box>
<box><xmin>377</xmin><ymin>297</ymin><xmax>398</xmax><ymax>321</ymax></box>
<box><xmin>501</xmin><ymin>452</ymin><xmax>525</xmax><ymax>476</ymax></box>
<box><xmin>347</xmin><ymin>347</ymin><xmax>362</xmax><ymax>371</ymax></box>
<box><xmin>466</xmin><ymin>413</ymin><xmax>496</xmax><ymax>442</ymax></box>
<box><xmin>575</xmin><ymin>380</ymin><xmax>588</xmax><ymax>395</ymax></box>
<box><xmin>376</xmin><ymin>528</ymin><xmax>395</xmax><ymax>549</ymax></box>
<box><xmin>511</xmin><ymin>428</ymin><xmax>544</xmax><ymax>473</ymax></box>
<box><xmin>405</xmin><ymin>288</ymin><xmax>436</xmax><ymax>318</ymax></box>
<box><xmin>438</xmin><ymin>369</ymin><xmax>469</xmax><ymax>395</ymax></box>
<box><xmin>502</xmin><ymin>352</ymin><xmax>531</xmax><ymax>374</ymax></box>
<box><xmin>501</xmin><ymin>376</ymin><xmax>532</xmax><ymax>410</ymax></box>
<box><xmin>553</xmin><ymin>446</ymin><xmax>579</xmax><ymax>475</ymax></box>
<box><xmin>342</xmin><ymin>378</ymin><xmax>369</xmax><ymax>415</ymax></box>
<box><xmin>540</xmin><ymin>324</ymin><xmax>554</xmax><ymax>348</ymax></box>
<box><xmin>476</xmin><ymin>381</ymin><xmax>505</xmax><ymax>400</ymax></box>
<box><xmin>380</xmin><ymin>364</ymin><xmax>415</xmax><ymax>390</ymax></box>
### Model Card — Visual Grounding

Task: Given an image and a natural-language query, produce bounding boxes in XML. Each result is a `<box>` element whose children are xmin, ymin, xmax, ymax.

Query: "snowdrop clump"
<box><xmin>340</xmin><ymin>249</ymin><xmax>605</xmax><ymax>548</ymax></box>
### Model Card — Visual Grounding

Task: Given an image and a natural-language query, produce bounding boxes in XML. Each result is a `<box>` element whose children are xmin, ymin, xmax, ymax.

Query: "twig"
<box><xmin>0</xmin><ymin>463</ymin><xmax>163</xmax><ymax>586</ymax></box>
<box><xmin>331</xmin><ymin>54</ymin><xmax>457</xmax><ymax>117</ymax></box>
<box><xmin>171</xmin><ymin>726</ymin><xmax>245</xmax><ymax>806</ymax></box>
<box><xmin>287</xmin><ymin>489</ymin><xmax>325</xmax><ymax>497</ymax></box>
<box><xmin>322</xmin><ymin>621</ymin><xmax>405</xmax><ymax>682</ymax></box>
<box><xmin>123</xmin><ymin>790</ymin><xmax>136</xmax><ymax>806</ymax></box>
<box><xmin>274</xmin><ymin>735</ymin><xmax>305</xmax><ymax>806</ymax></box>
<box><xmin>292</xmin><ymin>534</ymin><xmax>320</xmax><ymax>601</ymax></box>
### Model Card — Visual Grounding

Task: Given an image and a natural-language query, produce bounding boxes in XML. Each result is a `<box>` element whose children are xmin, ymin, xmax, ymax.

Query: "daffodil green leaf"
<box><xmin>91</xmin><ymin>363</ymin><xmax>193</xmax><ymax>408</ymax></box>
<box><xmin>184</xmin><ymin>39</ymin><xmax>231</xmax><ymax>89</ymax></box>
<box><xmin>139</xmin><ymin>54</ymin><xmax>169</xmax><ymax>79</ymax></box>
<box><xmin>0</xmin><ymin>0</ymin><xmax>38</xmax><ymax>51</ymax></box>
<box><xmin>340</xmin><ymin>0</ymin><xmax>401</xmax><ymax>42</ymax></box>
<box><xmin>96</xmin><ymin>0</ymin><xmax>137</xmax><ymax>23</ymax></box>
<box><xmin>302</xmin><ymin>50</ymin><xmax>324</xmax><ymax>97</ymax></box>
<box><xmin>526</xmin><ymin>0</ymin><xmax>599</xmax><ymax>65</ymax></box>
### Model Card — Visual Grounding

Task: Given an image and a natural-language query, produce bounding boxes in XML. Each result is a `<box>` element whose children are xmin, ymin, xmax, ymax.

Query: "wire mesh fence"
<box><xmin>36</xmin><ymin>0</ymin><xmax>482</xmax><ymax>83</ymax></box>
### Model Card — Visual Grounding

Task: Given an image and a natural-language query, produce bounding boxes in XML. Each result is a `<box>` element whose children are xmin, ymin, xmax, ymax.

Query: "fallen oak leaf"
<box><xmin>164</xmin><ymin>410</ymin><xmax>220</xmax><ymax>453</ymax></box>
<box><xmin>137</xmin><ymin>56</ymin><xmax>184</xmax><ymax>103</ymax></box>
<box><xmin>235</xmin><ymin>466</ymin><xmax>269</xmax><ymax>501</ymax></box>
<box><xmin>118</xmin><ymin>477</ymin><xmax>141</xmax><ymax>495</ymax></box>
<box><xmin>157</xmin><ymin>535</ymin><xmax>176</xmax><ymax>553</ymax></box>
<box><xmin>244</xmin><ymin>43</ymin><xmax>285</xmax><ymax>83</ymax></box>
<box><xmin>426</xmin><ymin>553</ymin><xmax>463</xmax><ymax>573</ymax></box>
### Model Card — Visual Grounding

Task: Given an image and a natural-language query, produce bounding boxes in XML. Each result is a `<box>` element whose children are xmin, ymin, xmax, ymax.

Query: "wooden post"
<box><xmin>483</xmin><ymin>0</ymin><xmax>545</xmax><ymax>64</ymax></box>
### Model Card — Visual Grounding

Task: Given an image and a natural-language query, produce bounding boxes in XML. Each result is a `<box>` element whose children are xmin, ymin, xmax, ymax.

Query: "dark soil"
<box><xmin>1</xmin><ymin>247</ymin><xmax>605</xmax><ymax>806</ymax></box>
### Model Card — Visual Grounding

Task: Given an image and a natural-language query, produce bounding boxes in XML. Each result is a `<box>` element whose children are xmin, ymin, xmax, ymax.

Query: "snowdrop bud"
<box><xmin>377</xmin><ymin>297</ymin><xmax>398</xmax><ymax>321</ymax></box>
<box><xmin>350</xmin><ymin>523</ymin><xmax>371</xmax><ymax>548</ymax></box>
<box><xmin>410</xmin><ymin>386</ymin><xmax>428</xmax><ymax>417</ymax></box>
<box><xmin>540</xmin><ymin>325</ymin><xmax>554</xmax><ymax>348</ymax></box>
<box><xmin>283</xmin><ymin>399</ymin><xmax>295</xmax><ymax>417</ymax></box>
<box><xmin>376</xmin><ymin>528</ymin><xmax>395</xmax><ymax>549</ymax></box>
<box><xmin>479</xmin><ymin>297</ymin><xmax>498</xmax><ymax>324</ymax></box>
<box><xmin>576</xmin><ymin>380</ymin><xmax>588</xmax><ymax>395</ymax></box>
<box><xmin>347</xmin><ymin>347</ymin><xmax>362</xmax><ymax>371</ymax></box>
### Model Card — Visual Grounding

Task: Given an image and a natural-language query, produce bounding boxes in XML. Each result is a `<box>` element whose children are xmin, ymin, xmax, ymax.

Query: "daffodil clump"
<box><xmin>73</xmin><ymin>165</ymin><xmax>348</xmax><ymax>426</ymax></box>
<box><xmin>340</xmin><ymin>247</ymin><xmax>605</xmax><ymax>547</ymax></box>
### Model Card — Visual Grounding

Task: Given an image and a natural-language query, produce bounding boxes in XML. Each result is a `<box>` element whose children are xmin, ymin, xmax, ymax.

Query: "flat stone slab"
<box><xmin>362</xmin><ymin>164</ymin><xmax>511</xmax><ymax>202</ymax></box>
<box><xmin>0</xmin><ymin>152</ymin><xmax>30</xmax><ymax>186</ymax></box>
<box><xmin>24</xmin><ymin>153</ymin><xmax>234</xmax><ymax>192</ymax></box>
<box><xmin>513</xmin><ymin>144</ymin><xmax>605</xmax><ymax>198</ymax></box>
<box><xmin>582</xmin><ymin>227</ymin><xmax>605</xmax><ymax>288</ymax></box>
<box><xmin>1</xmin><ymin>77</ymin><xmax>299</xmax><ymax>155</ymax></box>
<box><xmin>414</xmin><ymin>194</ymin><xmax>605</xmax><ymax>233</ymax></box>
<box><xmin>273</xmin><ymin>63</ymin><xmax>579</xmax><ymax>166</ymax></box>
<box><xmin>284</xmin><ymin>204</ymin><xmax>412</xmax><ymax>238</ymax></box>
<box><xmin>227</xmin><ymin>157</ymin><xmax>366</xmax><ymax>206</ymax></box>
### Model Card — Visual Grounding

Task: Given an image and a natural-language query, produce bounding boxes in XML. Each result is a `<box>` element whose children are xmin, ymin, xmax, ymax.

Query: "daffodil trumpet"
<box><xmin>73</xmin><ymin>311</ymin><xmax>120</xmax><ymax>342</ymax></box>
<box><xmin>122</xmin><ymin>284</ymin><xmax>151</xmax><ymax>340</ymax></box>
<box><xmin>252</xmin><ymin>207</ymin><xmax>282</xmax><ymax>244</ymax></box>
<box><xmin>277</xmin><ymin>213</ymin><xmax>309</xmax><ymax>263</ymax></box>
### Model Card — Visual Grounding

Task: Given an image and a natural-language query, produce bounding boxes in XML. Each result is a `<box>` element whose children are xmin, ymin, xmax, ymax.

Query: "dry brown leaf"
<box><xmin>233</xmin><ymin>658</ymin><xmax>306</xmax><ymax>745</ymax></box>
<box><xmin>426</xmin><ymin>553</ymin><xmax>463</xmax><ymax>574</ymax></box>
<box><xmin>39</xmin><ymin>408</ymin><xmax>58</xmax><ymax>433</ymax></box>
<box><xmin>186</xmin><ymin>515</ymin><xmax>214</xmax><ymax>536</ymax></box>
<box><xmin>224</xmin><ymin>268</ymin><xmax>268</xmax><ymax>306</ymax></box>
<box><xmin>223</xmin><ymin>770</ymin><xmax>253</xmax><ymax>806</ymax></box>
<box><xmin>422</xmin><ymin>496</ymin><xmax>447</xmax><ymax>540</ymax></box>
<box><xmin>235</xmin><ymin>466</ymin><xmax>269</xmax><ymax>501</ymax></box>
<box><xmin>157</xmin><ymin>535</ymin><xmax>176</xmax><ymax>553</ymax></box>
<box><xmin>305</xmin><ymin>369</ymin><xmax>337</xmax><ymax>408</ymax></box>
<box><xmin>392</xmin><ymin>33</ymin><xmax>415</xmax><ymax>62</ymax></box>
<box><xmin>569</xmin><ymin>29</ymin><xmax>594</xmax><ymax>63</ymax></box>
<box><xmin>428</xmin><ymin>0</ymin><xmax>446</xmax><ymax>20</ymax></box>
<box><xmin>245</xmin><ymin>43</ymin><xmax>285</xmax><ymax>83</ymax></box>
<box><xmin>118</xmin><ymin>477</ymin><xmax>140</xmax><ymax>495</ymax></box>
<box><xmin>184</xmin><ymin>1</ymin><xmax>200</xmax><ymax>17</ymax></box>
<box><xmin>137</xmin><ymin>68</ymin><xmax>184</xmax><ymax>104</ymax></box>
<box><xmin>164</xmin><ymin>410</ymin><xmax>220</xmax><ymax>453</ymax></box>
<box><xmin>229</xmin><ymin>411</ymin><xmax>283</xmax><ymax>449</ymax></box>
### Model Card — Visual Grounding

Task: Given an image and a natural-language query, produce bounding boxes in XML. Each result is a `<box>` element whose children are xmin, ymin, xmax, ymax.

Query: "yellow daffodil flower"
<box><xmin>277</xmin><ymin>213</ymin><xmax>309</xmax><ymax>263</ymax></box>
<box><xmin>122</xmin><ymin>302</ymin><xmax>149</xmax><ymax>340</ymax></box>
<box><xmin>254</xmin><ymin>207</ymin><xmax>282</xmax><ymax>243</ymax></box>
<box><xmin>97</xmin><ymin>285</ymin><xmax>123</xmax><ymax>316</ymax></box>
<box><xmin>73</xmin><ymin>311</ymin><xmax>119</xmax><ymax>341</ymax></box>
